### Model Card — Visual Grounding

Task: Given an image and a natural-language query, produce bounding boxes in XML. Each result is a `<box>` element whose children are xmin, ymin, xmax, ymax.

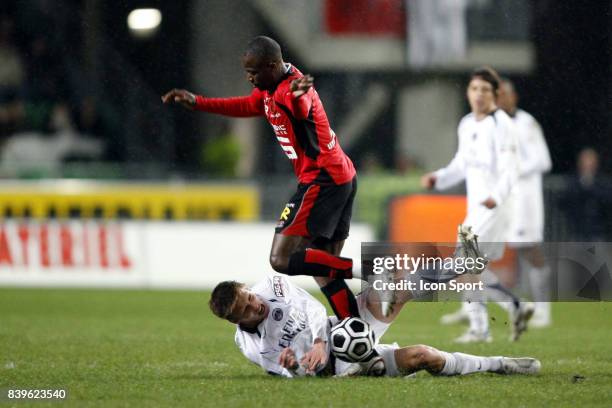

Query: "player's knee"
<box><xmin>416</xmin><ymin>345</ymin><xmax>445</xmax><ymax>372</ymax></box>
<box><xmin>396</xmin><ymin>345</ymin><xmax>427</xmax><ymax>372</ymax></box>
<box><xmin>269</xmin><ymin>254</ymin><xmax>289</xmax><ymax>273</ymax></box>
<box><xmin>405</xmin><ymin>344</ymin><xmax>442</xmax><ymax>370</ymax></box>
<box><xmin>411</xmin><ymin>345</ymin><xmax>431</xmax><ymax>366</ymax></box>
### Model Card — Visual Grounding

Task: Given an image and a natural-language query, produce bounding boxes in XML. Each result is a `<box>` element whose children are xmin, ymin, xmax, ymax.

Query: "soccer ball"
<box><xmin>330</xmin><ymin>317</ymin><xmax>376</xmax><ymax>362</ymax></box>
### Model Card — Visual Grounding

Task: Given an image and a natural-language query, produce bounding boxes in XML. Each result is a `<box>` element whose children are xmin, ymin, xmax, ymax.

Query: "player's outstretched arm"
<box><xmin>299</xmin><ymin>338</ymin><xmax>328</xmax><ymax>375</ymax></box>
<box><xmin>161</xmin><ymin>89</ymin><xmax>196</xmax><ymax>110</ymax></box>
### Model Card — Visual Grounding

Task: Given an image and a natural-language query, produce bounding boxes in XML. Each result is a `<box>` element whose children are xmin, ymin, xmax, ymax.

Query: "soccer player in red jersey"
<box><xmin>162</xmin><ymin>36</ymin><xmax>359</xmax><ymax>319</ymax></box>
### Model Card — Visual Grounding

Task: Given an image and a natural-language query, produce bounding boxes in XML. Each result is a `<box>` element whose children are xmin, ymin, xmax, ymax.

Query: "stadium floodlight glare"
<box><xmin>127</xmin><ymin>8</ymin><xmax>162</xmax><ymax>37</ymax></box>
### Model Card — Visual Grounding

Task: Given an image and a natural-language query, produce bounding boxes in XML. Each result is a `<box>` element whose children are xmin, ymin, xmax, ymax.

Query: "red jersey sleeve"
<box><xmin>194</xmin><ymin>88</ymin><xmax>265</xmax><ymax>117</ymax></box>
<box><xmin>283</xmin><ymin>88</ymin><xmax>313</xmax><ymax>120</ymax></box>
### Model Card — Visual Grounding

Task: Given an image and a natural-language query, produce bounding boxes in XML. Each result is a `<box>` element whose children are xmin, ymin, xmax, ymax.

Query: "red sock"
<box><xmin>321</xmin><ymin>279</ymin><xmax>360</xmax><ymax>319</ymax></box>
<box><xmin>287</xmin><ymin>249</ymin><xmax>353</xmax><ymax>279</ymax></box>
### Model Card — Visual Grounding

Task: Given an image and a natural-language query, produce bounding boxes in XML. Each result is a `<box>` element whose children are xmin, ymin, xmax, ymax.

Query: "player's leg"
<box><xmin>390</xmin><ymin>345</ymin><xmax>540</xmax><ymax>376</ymax></box>
<box><xmin>270</xmin><ymin>181</ymin><xmax>355</xmax><ymax>280</ymax></box>
<box><xmin>450</xmin><ymin>210</ymin><xmax>504</xmax><ymax>343</ymax></box>
<box><xmin>519</xmin><ymin>245</ymin><xmax>552</xmax><ymax>327</ymax></box>
<box><xmin>269</xmin><ymin>233</ymin><xmax>353</xmax><ymax>279</ymax></box>
<box><xmin>268</xmin><ymin>233</ymin><xmax>359</xmax><ymax>319</ymax></box>
<box><xmin>313</xmin><ymin>238</ymin><xmax>360</xmax><ymax>319</ymax></box>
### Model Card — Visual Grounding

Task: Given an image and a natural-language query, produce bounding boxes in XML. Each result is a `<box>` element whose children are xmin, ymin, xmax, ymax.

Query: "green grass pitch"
<box><xmin>1</xmin><ymin>288</ymin><xmax>611</xmax><ymax>407</ymax></box>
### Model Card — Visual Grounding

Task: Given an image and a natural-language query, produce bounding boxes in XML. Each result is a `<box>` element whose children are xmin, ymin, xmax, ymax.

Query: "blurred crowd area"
<box><xmin>0</xmin><ymin>3</ymin><xmax>116</xmax><ymax>174</ymax></box>
<box><xmin>0</xmin><ymin>1</ymin><xmax>610</xmax><ymax>241</ymax></box>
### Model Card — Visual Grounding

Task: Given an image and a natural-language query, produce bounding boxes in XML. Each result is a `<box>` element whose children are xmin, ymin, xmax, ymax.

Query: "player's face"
<box><xmin>228</xmin><ymin>289</ymin><xmax>269</xmax><ymax>327</ymax></box>
<box><xmin>467</xmin><ymin>77</ymin><xmax>497</xmax><ymax>115</ymax></box>
<box><xmin>242</xmin><ymin>54</ymin><xmax>278</xmax><ymax>91</ymax></box>
<box><xmin>497</xmin><ymin>82</ymin><xmax>517</xmax><ymax>114</ymax></box>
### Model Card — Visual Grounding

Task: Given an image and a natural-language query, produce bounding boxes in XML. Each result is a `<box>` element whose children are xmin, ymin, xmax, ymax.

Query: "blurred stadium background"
<box><xmin>0</xmin><ymin>0</ymin><xmax>610</xmax><ymax>290</ymax></box>
<box><xmin>1</xmin><ymin>1</ymin><xmax>612</xmax><ymax>406</ymax></box>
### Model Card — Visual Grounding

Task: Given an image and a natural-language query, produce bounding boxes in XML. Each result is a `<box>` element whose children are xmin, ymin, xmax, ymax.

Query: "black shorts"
<box><xmin>275</xmin><ymin>177</ymin><xmax>357</xmax><ymax>241</ymax></box>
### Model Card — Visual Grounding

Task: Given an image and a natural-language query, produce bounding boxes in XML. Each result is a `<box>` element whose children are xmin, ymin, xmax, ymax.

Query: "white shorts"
<box><xmin>332</xmin><ymin>287</ymin><xmax>401</xmax><ymax>376</ymax></box>
<box><xmin>463</xmin><ymin>205</ymin><xmax>510</xmax><ymax>261</ymax></box>
<box><xmin>334</xmin><ymin>343</ymin><xmax>401</xmax><ymax>377</ymax></box>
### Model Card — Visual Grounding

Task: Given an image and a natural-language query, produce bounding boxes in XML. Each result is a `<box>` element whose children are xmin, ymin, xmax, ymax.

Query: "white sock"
<box><xmin>465</xmin><ymin>301</ymin><xmax>489</xmax><ymax>334</ymax></box>
<box><xmin>438</xmin><ymin>351</ymin><xmax>502</xmax><ymax>376</ymax></box>
<box><xmin>462</xmin><ymin>284</ymin><xmax>488</xmax><ymax>334</ymax></box>
<box><xmin>528</xmin><ymin>265</ymin><xmax>552</xmax><ymax>302</ymax></box>
<box><xmin>533</xmin><ymin>301</ymin><xmax>551</xmax><ymax>321</ymax></box>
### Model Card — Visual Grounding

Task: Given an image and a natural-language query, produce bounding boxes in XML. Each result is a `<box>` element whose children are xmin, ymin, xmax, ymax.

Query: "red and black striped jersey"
<box><xmin>194</xmin><ymin>64</ymin><xmax>355</xmax><ymax>185</ymax></box>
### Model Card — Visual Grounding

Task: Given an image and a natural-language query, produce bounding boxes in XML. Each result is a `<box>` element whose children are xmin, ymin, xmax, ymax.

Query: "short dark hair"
<box><xmin>470</xmin><ymin>66</ymin><xmax>501</xmax><ymax>93</ymax></box>
<box><xmin>499</xmin><ymin>76</ymin><xmax>515</xmax><ymax>92</ymax></box>
<box><xmin>209</xmin><ymin>281</ymin><xmax>244</xmax><ymax>320</ymax></box>
<box><xmin>244</xmin><ymin>36</ymin><xmax>282</xmax><ymax>63</ymax></box>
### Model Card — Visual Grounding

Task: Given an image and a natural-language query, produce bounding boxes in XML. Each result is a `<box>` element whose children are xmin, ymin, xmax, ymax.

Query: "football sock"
<box><xmin>481</xmin><ymin>269</ymin><xmax>520</xmax><ymax>312</ymax></box>
<box><xmin>465</xmin><ymin>300</ymin><xmax>489</xmax><ymax>334</ymax></box>
<box><xmin>288</xmin><ymin>249</ymin><xmax>353</xmax><ymax>279</ymax></box>
<box><xmin>438</xmin><ymin>351</ymin><xmax>502</xmax><ymax>375</ymax></box>
<box><xmin>526</xmin><ymin>261</ymin><xmax>552</xmax><ymax>323</ymax></box>
<box><xmin>527</xmin><ymin>264</ymin><xmax>552</xmax><ymax>303</ymax></box>
<box><xmin>320</xmin><ymin>279</ymin><xmax>360</xmax><ymax>319</ymax></box>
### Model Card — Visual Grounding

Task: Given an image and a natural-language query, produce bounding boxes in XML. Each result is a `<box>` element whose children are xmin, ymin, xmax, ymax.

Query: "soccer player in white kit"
<box><xmin>421</xmin><ymin>67</ymin><xmax>532</xmax><ymax>343</ymax></box>
<box><xmin>498</xmin><ymin>78</ymin><xmax>553</xmax><ymax>327</ymax></box>
<box><xmin>208</xmin><ymin>275</ymin><xmax>541</xmax><ymax>377</ymax></box>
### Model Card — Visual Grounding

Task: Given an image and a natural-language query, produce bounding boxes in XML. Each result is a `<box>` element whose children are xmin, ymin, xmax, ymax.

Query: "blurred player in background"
<box><xmin>498</xmin><ymin>78</ymin><xmax>553</xmax><ymax>327</ymax></box>
<box><xmin>208</xmin><ymin>275</ymin><xmax>541</xmax><ymax>377</ymax></box>
<box><xmin>421</xmin><ymin>67</ymin><xmax>533</xmax><ymax>343</ymax></box>
<box><xmin>440</xmin><ymin>78</ymin><xmax>553</xmax><ymax>329</ymax></box>
<box><xmin>163</xmin><ymin>36</ymin><xmax>359</xmax><ymax>320</ymax></box>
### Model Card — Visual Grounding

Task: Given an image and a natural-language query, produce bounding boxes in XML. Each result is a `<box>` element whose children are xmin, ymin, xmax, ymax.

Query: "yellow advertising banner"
<box><xmin>0</xmin><ymin>181</ymin><xmax>259</xmax><ymax>221</ymax></box>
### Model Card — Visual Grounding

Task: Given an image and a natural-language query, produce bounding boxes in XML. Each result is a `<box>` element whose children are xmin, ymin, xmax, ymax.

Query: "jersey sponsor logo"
<box><xmin>264</xmin><ymin>98</ymin><xmax>281</xmax><ymax>119</ymax></box>
<box><xmin>278</xmin><ymin>309</ymin><xmax>307</xmax><ymax>349</ymax></box>
<box><xmin>280</xmin><ymin>206</ymin><xmax>291</xmax><ymax>221</ymax></box>
<box><xmin>277</xmin><ymin>203</ymin><xmax>295</xmax><ymax>227</ymax></box>
<box><xmin>272</xmin><ymin>308</ymin><xmax>284</xmax><ymax>321</ymax></box>
<box><xmin>272</xmin><ymin>124</ymin><xmax>287</xmax><ymax>134</ymax></box>
<box><xmin>273</xmin><ymin>276</ymin><xmax>285</xmax><ymax>297</ymax></box>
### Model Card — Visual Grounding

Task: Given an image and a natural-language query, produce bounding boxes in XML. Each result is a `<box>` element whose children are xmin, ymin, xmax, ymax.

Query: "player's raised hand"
<box><xmin>421</xmin><ymin>173</ymin><xmax>437</xmax><ymax>190</ymax></box>
<box><xmin>481</xmin><ymin>197</ymin><xmax>497</xmax><ymax>209</ymax></box>
<box><xmin>300</xmin><ymin>340</ymin><xmax>327</xmax><ymax>374</ymax></box>
<box><xmin>278</xmin><ymin>347</ymin><xmax>298</xmax><ymax>370</ymax></box>
<box><xmin>161</xmin><ymin>89</ymin><xmax>196</xmax><ymax>110</ymax></box>
<box><xmin>290</xmin><ymin>75</ymin><xmax>314</xmax><ymax>98</ymax></box>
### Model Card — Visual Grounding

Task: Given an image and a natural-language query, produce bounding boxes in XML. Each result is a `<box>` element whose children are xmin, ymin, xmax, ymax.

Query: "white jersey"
<box><xmin>507</xmin><ymin>109</ymin><xmax>551</xmax><ymax>243</ymax></box>
<box><xmin>234</xmin><ymin>276</ymin><xmax>400</xmax><ymax>377</ymax></box>
<box><xmin>234</xmin><ymin>275</ymin><xmax>330</xmax><ymax>378</ymax></box>
<box><xmin>434</xmin><ymin>109</ymin><xmax>519</xmax><ymax>260</ymax></box>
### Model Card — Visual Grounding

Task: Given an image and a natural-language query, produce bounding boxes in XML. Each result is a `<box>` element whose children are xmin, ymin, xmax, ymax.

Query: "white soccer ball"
<box><xmin>330</xmin><ymin>317</ymin><xmax>376</xmax><ymax>362</ymax></box>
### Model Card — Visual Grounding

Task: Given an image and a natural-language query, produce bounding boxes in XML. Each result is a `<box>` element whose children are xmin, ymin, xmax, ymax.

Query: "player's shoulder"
<box><xmin>234</xmin><ymin>327</ymin><xmax>248</xmax><ymax>350</ymax></box>
<box><xmin>458</xmin><ymin>113</ymin><xmax>475</xmax><ymax>129</ymax></box>
<box><xmin>516</xmin><ymin>109</ymin><xmax>541</xmax><ymax>127</ymax></box>
<box><xmin>251</xmin><ymin>275</ymin><xmax>290</xmax><ymax>300</ymax></box>
<box><xmin>492</xmin><ymin>108</ymin><xmax>512</xmax><ymax>123</ymax></box>
<box><xmin>275</xmin><ymin>63</ymin><xmax>302</xmax><ymax>94</ymax></box>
